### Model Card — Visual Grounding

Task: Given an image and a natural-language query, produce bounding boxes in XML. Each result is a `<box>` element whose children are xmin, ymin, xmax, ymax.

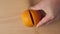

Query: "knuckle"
<box><xmin>47</xmin><ymin>15</ymin><xmax>55</xmax><ymax>20</ymax></box>
<box><xmin>49</xmin><ymin>16</ymin><xmax>55</xmax><ymax>20</ymax></box>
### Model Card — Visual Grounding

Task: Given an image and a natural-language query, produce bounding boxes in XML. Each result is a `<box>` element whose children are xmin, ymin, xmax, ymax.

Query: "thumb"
<box><xmin>36</xmin><ymin>15</ymin><xmax>54</xmax><ymax>28</ymax></box>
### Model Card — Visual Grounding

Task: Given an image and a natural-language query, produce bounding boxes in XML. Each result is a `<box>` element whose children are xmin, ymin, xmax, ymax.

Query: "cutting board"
<box><xmin>0</xmin><ymin>0</ymin><xmax>60</xmax><ymax>34</ymax></box>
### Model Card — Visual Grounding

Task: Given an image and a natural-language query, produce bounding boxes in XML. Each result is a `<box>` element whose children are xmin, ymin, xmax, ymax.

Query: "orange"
<box><xmin>21</xmin><ymin>9</ymin><xmax>41</xmax><ymax>27</ymax></box>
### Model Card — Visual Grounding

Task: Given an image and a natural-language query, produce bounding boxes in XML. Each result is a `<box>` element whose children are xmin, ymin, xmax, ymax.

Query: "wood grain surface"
<box><xmin>0</xmin><ymin>0</ymin><xmax>60</xmax><ymax>34</ymax></box>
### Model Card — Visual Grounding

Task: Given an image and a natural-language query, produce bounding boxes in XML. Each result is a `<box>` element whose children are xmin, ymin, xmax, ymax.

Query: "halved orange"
<box><xmin>21</xmin><ymin>9</ymin><xmax>41</xmax><ymax>27</ymax></box>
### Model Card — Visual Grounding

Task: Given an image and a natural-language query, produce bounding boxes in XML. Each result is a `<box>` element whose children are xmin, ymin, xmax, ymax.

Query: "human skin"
<box><xmin>30</xmin><ymin>0</ymin><xmax>60</xmax><ymax>28</ymax></box>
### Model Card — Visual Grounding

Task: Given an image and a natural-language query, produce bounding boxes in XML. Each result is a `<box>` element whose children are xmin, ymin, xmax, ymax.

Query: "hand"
<box><xmin>30</xmin><ymin>0</ymin><xmax>60</xmax><ymax>28</ymax></box>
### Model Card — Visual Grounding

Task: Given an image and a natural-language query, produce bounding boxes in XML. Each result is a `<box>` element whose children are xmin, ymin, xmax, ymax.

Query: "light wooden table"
<box><xmin>0</xmin><ymin>0</ymin><xmax>60</xmax><ymax>34</ymax></box>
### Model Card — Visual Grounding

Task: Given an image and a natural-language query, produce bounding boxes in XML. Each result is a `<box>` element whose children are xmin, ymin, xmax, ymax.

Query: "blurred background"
<box><xmin>0</xmin><ymin>0</ymin><xmax>60</xmax><ymax>34</ymax></box>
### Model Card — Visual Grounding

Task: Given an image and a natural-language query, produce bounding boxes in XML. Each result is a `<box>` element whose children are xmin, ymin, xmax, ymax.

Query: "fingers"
<box><xmin>30</xmin><ymin>6</ymin><xmax>42</xmax><ymax>10</ymax></box>
<box><xmin>30</xmin><ymin>2</ymin><xmax>42</xmax><ymax>10</ymax></box>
